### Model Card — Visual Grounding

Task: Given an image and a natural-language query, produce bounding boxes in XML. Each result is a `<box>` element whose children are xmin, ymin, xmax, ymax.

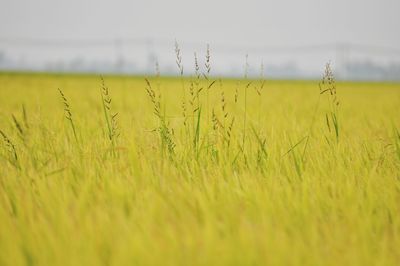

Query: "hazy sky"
<box><xmin>2</xmin><ymin>0</ymin><xmax>399</xmax><ymax>45</ymax></box>
<box><xmin>1</xmin><ymin>0</ymin><xmax>400</xmax><ymax>75</ymax></box>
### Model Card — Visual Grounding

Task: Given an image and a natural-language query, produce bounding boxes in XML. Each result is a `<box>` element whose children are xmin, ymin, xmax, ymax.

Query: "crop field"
<box><xmin>0</xmin><ymin>66</ymin><xmax>400</xmax><ymax>265</ymax></box>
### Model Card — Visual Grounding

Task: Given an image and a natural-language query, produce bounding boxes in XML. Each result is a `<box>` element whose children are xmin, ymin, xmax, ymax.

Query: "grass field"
<box><xmin>0</xmin><ymin>69</ymin><xmax>400</xmax><ymax>265</ymax></box>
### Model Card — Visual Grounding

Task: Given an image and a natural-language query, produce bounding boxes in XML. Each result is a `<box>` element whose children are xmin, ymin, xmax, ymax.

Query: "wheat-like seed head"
<box><xmin>205</xmin><ymin>44</ymin><xmax>211</xmax><ymax>76</ymax></box>
<box><xmin>320</xmin><ymin>62</ymin><xmax>339</xmax><ymax>106</ymax></box>
<box><xmin>58</xmin><ymin>88</ymin><xmax>73</xmax><ymax>121</ymax></box>
<box><xmin>145</xmin><ymin>78</ymin><xmax>161</xmax><ymax>118</ymax></box>
<box><xmin>174</xmin><ymin>40</ymin><xmax>184</xmax><ymax>76</ymax></box>
<box><xmin>0</xmin><ymin>130</ymin><xmax>18</xmax><ymax>161</ymax></box>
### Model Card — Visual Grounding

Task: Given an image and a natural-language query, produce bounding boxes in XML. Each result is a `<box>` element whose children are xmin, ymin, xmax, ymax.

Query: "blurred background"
<box><xmin>1</xmin><ymin>0</ymin><xmax>400</xmax><ymax>80</ymax></box>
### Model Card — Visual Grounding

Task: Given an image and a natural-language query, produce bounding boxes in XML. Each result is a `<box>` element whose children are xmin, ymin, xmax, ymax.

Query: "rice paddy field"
<box><xmin>0</xmin><ymin>70</ymin><xmax>400</xmax><ymax>265</ymax></box>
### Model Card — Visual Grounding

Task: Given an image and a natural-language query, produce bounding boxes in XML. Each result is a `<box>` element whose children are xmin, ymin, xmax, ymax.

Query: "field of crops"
<box><xmin>0</xmin><ymin>68</ymin><xmax>399</xmax><ymax>265</ymax></box>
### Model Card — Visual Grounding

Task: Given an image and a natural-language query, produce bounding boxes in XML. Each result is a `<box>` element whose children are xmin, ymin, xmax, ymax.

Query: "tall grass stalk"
<box><xmin>145</xmin><ymin>78</ymin><xmax>175</xmax><ymax>157</ymax></box>
<box><xmin>320</xmin><ymin>62</ymin><xmax>340</xmax><ymax>144</ymax></box>
<box><xmin>0</xmin><ymin>129</ymin><xmax>19</xmax><ymax>169</ymax></box>
<box><xmin>58</xmin><ymin>88</ymin><xmax>79</xmax><ymax>144</ymax></box>
<box><xmin>242</xmin><ymin>54</ymin><xmax>251</xmax><ymax>152</ymax></box>
<box><xmin>100</xmin><ymin>77</ymin><xmax>119</xmax><ymax>148</ymax></box>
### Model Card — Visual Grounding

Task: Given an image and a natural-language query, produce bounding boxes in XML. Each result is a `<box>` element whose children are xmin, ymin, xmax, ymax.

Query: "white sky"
<box><xmin>1</xmin><ymin>0</ymin><xmax>400</xmax><ymax>76</ymax></box>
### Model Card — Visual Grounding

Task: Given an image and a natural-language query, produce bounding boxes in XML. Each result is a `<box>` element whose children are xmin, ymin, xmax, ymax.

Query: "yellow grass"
<box><xmin>0</xmin><ymin>72</ymin><xmax>399</xmax><ymax>265</ymax></box>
